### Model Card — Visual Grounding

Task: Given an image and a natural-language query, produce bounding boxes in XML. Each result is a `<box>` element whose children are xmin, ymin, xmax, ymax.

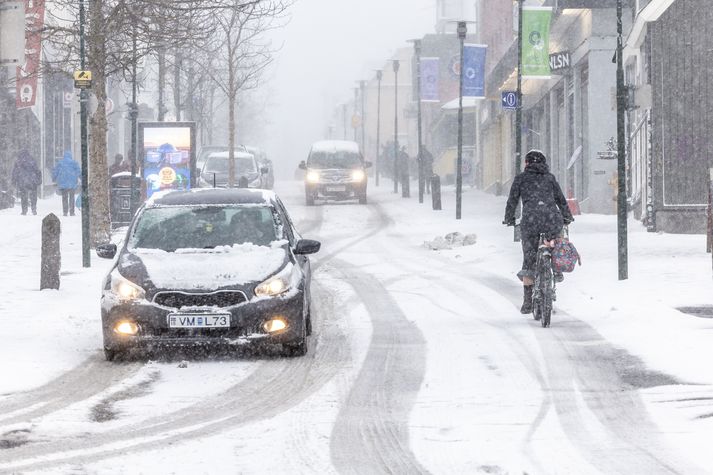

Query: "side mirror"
<box><xmin>298</xmin><ymin>161</ymin><xmax>307</xmax><ymax>170</ymax></box>
<box><xmin>364</xmin><ymin>161</ymin><xmax>373</xmax><ymax>168</ymax></box>
<box><xmin>96</xmin><ymin>243</ymin><xmax>117</xmax><ymax>259</ymax></box>
<box><xmin>260</xmin><ymin>166</ymin><xmax>269</xmax><ymax>175</ymax></box>
<box><xmin>294</xmin><ymin>239</ymin><xmax>321</xmax><ymax>255</ymax></box>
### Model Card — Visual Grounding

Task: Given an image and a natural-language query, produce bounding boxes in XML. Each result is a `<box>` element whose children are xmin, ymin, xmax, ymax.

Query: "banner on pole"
<box><xmin>15</xmin><ymin>0</ymin><xmax>45</xmax><ymax>109</ymax></box>
<box><xmin>420</xmin><ymin>57</ymin><xmax>439</xmax><ymax>102</ymax></box>
<box><xmin>462</xmin><ymin>44</ymin><xmax>487</xmax><ymax>98</ymax></box>
<box><xmin>521</xmin><ymin>6</ymin><xmax>552</xmax><ymax>79</ymax></box>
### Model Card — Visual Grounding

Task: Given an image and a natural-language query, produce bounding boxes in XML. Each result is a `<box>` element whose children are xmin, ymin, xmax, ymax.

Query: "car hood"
<box><xmin>118</xmin><ymin>242</ymin><xmax>289</xmax><ymax>292</ymax></box>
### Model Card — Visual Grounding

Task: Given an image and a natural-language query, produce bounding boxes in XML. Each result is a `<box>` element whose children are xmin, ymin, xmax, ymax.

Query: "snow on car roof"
<box><xmin>310</xmin><ymin>140</ymin><xmax>360</xmax><ymax>154</ymax></box>
<box><xmin>146</xmin><ymin>188</ymin><xmax>276</xmax><ymax>207</ymax></box>
<box><xmin>208</xmin><ymin>151</ymin><xmax>255</xmax><ymax>159</ymax></box>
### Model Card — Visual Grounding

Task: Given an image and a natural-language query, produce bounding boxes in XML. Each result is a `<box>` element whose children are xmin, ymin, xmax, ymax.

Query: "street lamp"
<box><xmin>79</xmin><ymin>0</ymin><xmax>90</xmax><ymax>267</ymax></box>
<box><xmin>616</xmin><ymin>0</ymin><xmax>628</xmax><ymax>280</ymax></box>
<box><xmin>515</xmin><ymin>0</ymin><xmax>524</xmax><ymax>173</ymax></box>
<box><xmin>375</xmin><ymin>70</ymin><xmax>383</xmax><ymax>187</ymax></box>
<box><xmin>353</xmin><ymin>87</ymin><xmax>359</xmax><ymax>142</ymax></box>
<box><xmin>393</xmin><ymin>59</ymin><xmax>400</xmax><ymax>194</ymax></box>
<box><xmin>360</xmin><ymin>80</ymin><xmax>366</xmax><ymax>157</ymax></box>
<box><xmin>409</xmin><ymin>39</ymin><xmax>424</xmax><ymax>204</ymax></box>
<box><xmin>129</xmin><ymin>11</ymin><xmax>139</xmax><ymax>219</ymax></box>
<box><xmin>342</xmin><ymin>103</ymin><xmax>348</xmax><ymax>140</ymax></box>
<box><xmin>456</xmin><ymin>21</ymin><xmax>467</xmax><ymax>220</ymax></box>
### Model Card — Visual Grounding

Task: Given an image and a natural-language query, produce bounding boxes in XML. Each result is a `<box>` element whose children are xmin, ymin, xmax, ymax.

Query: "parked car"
<box><xmin>245</xmin><ymin>146</ymin><xmax>274</xmax><ymax>189</ymax></box>
<box><xmin>96</xmin><ymin>188</ymin><xmax>321</xmax><ymax>360</ymax></box>
<box><xmin>196</xmin><ymin>145</ymin><xmax>248</xmax><ymax>173</ymax></box>
<box><xmin>299</xmin><ymin>140</ymin><xmax>371</xmax><ymax>206</ymax></box>
<box><xmin>198</xmin><ymin>151</ymin><xmax>268</xmax><ymax>189</ymax></box>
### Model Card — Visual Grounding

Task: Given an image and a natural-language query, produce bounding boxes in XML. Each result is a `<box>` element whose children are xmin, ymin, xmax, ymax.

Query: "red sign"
<box><xmin>16</xmin><ymin>0</ymin><xmax>45</xmax><ymax>109</ymax></box>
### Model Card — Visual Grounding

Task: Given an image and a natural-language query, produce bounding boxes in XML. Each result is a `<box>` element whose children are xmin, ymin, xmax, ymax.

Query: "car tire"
<box><xmin>358</xmin><ymin>194</ymin><xmax>367</xmax><ymax>204</ymax></box>
<box><xmin>282</xmin><ymin>340</ymin><xmax>307</xmax><ymax>357</ymax></box>
<box><xmin>104</xmin><ymin>347</ymin><xmax>120</xmax><ymax>362</ymax></box>
<box><xmin>305</xmin><ymin>304</ymin><xmax>313</xmax><ymax>336</ymax></box>
<box><xmin>305</xmin><ymin>191</ymin><xmax>315</xmax><ymax>206</ymax></box>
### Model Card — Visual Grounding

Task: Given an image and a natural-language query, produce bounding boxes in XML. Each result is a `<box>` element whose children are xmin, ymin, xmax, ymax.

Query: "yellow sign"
<box><xmin>73</xmin><ymin>70</ymin><xmax>92</xmax><ymax>89</ymax></box>
<box><xmin>159</xmin><ymin>167</ymin><xmax>177</xmax><ymax>185</ymax></box>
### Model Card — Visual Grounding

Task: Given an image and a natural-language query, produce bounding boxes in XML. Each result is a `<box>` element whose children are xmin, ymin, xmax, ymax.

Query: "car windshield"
<box><xmin>129</xmin><ymin>205</ymin><xmax>278</xmax><ymax>250</ymax></box>
<box><xmin>204</xmin><ymin>156</ymin><xmax>257</xmax><ymax>174</ymax></box>
<box><xmin>307</xmin><ymin>151</ymin><xmax>362</xmax><ymax>169</ymax></box>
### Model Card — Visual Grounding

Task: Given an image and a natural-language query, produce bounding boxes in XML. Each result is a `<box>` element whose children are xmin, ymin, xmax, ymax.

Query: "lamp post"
<box><xmin>515</xmin><ymin>0</ymin><xmax>524</xmax><ymax>173</ymax></box>
<box><xmin>410</xmin><ymin>39</ymin><xmax>424</xmax><ymax>204</ymax></box>
<box><xmin>79</xmin><ymin>0</ymin><xmax>90</xmax><ymax>267</ymax></box>
<box><xmin>353</xmin><ymin>87</ymin><xmax>359</xmax><ymax>142</ymax></box>
<box><xmin>616</xmin><ymin>0</ymin><xmax>628</xmax><ymax>280</ymax></box>
<box><xmin>456</xmin><ymin>21</ymin><xmax>467</xmax><ymax>220</ymax></box>
<box><xmin>360</xmin><ymin>80</ymin><xmax>366</xmax><ymax>156</ymax></box>
<box><xmin>375</xmin><ymin>70</ymin><xmax>383</xmax><ymax>187</ymax></box>
<box><xmin>342</xmin><ymin>103</ymin><xmax>347</xmax><ymax>140</ymax></box>
<box><xmin>129</xmin><ymin>12</ymin><xmax>139</xmax><ymax>218</ymax></box>
<box><xmin>393</xmin><ymin>59</ymin><xmax>400</xmax><ymax>194</ymax></box>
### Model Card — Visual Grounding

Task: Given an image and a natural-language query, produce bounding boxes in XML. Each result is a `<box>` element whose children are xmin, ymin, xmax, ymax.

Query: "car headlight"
<box><xmin>255</xmin><ymin>264</ymin><xmax>298</xmax><ymax>298</ymax></box>
<box><xmin>351</xmin><ymin>170</ymin><xmax>365</xmax><ymax>182</ymax></box>
<box><xmin>306</xmin><ymin>171</ymin><xmax>320</xmax><ymax>184</ymax></box>
<box><xmin>111</xmin><ymin>273</ymin><xmax>146</xmax><ymax>301</ymax></box>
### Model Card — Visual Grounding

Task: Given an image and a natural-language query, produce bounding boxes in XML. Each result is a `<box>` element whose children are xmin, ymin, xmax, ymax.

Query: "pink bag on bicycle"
<box><xmin>552</xmin><ymin>238</ymin><xmax>581</xmax><ymax>273</ymax></box>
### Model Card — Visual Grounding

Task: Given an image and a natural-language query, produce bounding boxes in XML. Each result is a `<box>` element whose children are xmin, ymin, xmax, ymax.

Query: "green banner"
<box><xmin>521</xmin><ymin>7</ymin><xmax>552</xmax><ymax>78</ymax></box>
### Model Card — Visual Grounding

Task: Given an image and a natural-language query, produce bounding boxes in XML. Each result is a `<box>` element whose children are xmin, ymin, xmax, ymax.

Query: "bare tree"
<box><xmin>199</xmin><ymin>0</ymin><xmax>290</xmax><ymax>186</ymax></box>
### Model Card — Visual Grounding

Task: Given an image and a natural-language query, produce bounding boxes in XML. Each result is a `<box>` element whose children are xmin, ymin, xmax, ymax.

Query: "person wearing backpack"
<box><xmin>52</xmin><ymin>151</ymin><xmax>81</xmax><ymax>216</ymax></box>
<box><xmin>503</xmin><ymin>150</ymin><xmax>574</xmax><ymax>314</ymax></box>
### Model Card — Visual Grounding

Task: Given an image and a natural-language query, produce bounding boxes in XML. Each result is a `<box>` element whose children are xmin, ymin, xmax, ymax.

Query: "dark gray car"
<box><xmin>96</xmin><ymin>188</ymin><xmax>320</xmax><ymax>360</ymax></box>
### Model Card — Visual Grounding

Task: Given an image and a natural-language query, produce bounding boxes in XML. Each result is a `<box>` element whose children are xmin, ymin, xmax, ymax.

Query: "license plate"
<box><xmin>168</xmin><ymin>313</ymin><xmax>230</xmax><ymax>328</ymax></box>
<box><xmin>325</xmin><ymin>186</ymin><xmax>346</xmax><ymax>192</ymax></box>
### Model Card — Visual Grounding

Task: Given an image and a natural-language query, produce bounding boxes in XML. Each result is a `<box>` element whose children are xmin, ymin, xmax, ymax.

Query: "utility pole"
<box><xmin>515</xmin><ymin>0</ymin><xmax>524</xmax><ymax>174</ymax></box>
<box><xmin>342</xmin><ymin>103</ymin><xmax>347</xmax><ymax>140</ymax></box>
<box><xmin>456</xmin><ymin>22</ymin><xmax>466</xmax><ymax>220</ymax></box>
<box><xmin>393</xmin><ymin>59</ymin><xmax>400</xmax><ymax>194</ymax></box>
<box><xmin>79</xmin><ymin>0</ymin><xmax>90</xmax><ymax>267</ymax></box>
<box><xmin>411</xmin><ymin>39</ymin><xmax>424</xmax><ymax>204</ymax></box>
<box><xmin>616</xmin><ymin>0</ymin><xmax>629</xmax><ymax>280</ymax></box>
<box><xmin>375</xmin><ymin>70</ymin><xmax>383</xmax><ymax>187</ymax></box>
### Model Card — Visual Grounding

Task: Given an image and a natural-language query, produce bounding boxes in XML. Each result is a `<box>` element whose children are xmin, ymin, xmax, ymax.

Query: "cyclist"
<box><xmin>503</xmin><ymin>150</ymin><xmax>574</xmax><ymax>314</ymax></box>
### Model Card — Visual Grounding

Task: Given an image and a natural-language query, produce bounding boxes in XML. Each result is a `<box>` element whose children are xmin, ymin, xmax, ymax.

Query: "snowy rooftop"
<box><xmin>146</xmin><ymin>188</ymin><xmax>276</xmax><ymax>207</ymax></box>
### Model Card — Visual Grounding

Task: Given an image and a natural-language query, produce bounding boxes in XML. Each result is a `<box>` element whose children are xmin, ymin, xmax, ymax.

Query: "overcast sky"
<box><xmin>263</xmin><ymin>0</ymin><xmax>436</xmax><ymax>172</ymax></box>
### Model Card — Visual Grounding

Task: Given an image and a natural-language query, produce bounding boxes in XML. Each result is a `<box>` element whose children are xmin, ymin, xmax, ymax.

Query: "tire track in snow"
<box><xmin>0</xmin><ymin>280</ymin><xmax>351</xmax><ymax>472</ymax></box>
<box><xmin>329</xmin><ymin>259</ymin><xmax>428</xmax><ymax>475</ymax></box>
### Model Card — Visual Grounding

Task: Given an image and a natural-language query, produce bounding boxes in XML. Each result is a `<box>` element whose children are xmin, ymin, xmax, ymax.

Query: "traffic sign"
<box><xmin>502</xmin><ymin>91</ymin><xmax>518</xmax><ymax>110</ymax></box>
<box><xmin>73</xmin><ymin>70</ymin><xmax>92</xmax><ymax>89</ymax></box>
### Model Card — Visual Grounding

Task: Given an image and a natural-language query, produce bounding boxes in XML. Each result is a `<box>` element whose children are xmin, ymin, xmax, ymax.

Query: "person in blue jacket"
<box><xmin>52</xmin><ymin>151</ymin><xmax>81</xmax><ymax>216</ymax></box>
<box><xmin>11</xmin><ymin>149</ymin><xmax>42</xmax><ymax>215</ymax></box>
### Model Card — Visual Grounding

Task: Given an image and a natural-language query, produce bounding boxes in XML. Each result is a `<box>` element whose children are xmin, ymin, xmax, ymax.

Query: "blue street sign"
<box><xmin>502</xmin><ymin>91</ymin><xmax>518</xmax><ymax>110</ymax></box>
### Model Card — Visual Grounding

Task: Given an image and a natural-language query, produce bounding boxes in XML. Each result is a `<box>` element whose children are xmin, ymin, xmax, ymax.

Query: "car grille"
<box><xmin>153</xmin><ymin>291</ymin><xmax>248</xmax><ymax>309</ymax></box>
<box><xmin>319</xmin><ymin>170</ymin><xmax>352</xmax><ymax>183</ymax></box>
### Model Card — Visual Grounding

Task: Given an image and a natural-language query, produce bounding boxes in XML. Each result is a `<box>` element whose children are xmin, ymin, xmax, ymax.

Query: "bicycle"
<box><xmin>532</xmin><ymin>233</ymin><xmax>556</xmax><ymax>327</ymax></box>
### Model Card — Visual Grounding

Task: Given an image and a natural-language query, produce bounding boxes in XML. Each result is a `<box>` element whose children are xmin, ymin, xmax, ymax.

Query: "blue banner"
<box><xmin>462</xmin><ymin>44</ymin><xmax>487</xmax><ymax>98</ymax></box>
<box><xmin>420</xmin><ymin>57</ymin><xmax>439</xmax><ymax>102</ymax></box>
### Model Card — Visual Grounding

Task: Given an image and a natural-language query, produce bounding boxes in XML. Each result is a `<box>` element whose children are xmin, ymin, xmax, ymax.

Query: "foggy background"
<box><xmin>263</xmin><ymin>0</ymin><xmax>435</xmax><ymax>176</ymax></box>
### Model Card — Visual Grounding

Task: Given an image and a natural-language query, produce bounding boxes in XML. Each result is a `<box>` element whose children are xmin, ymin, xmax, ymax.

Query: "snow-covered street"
<box><xmin>1</xmin><ymin>182</ymin><xmax>712</xmax><ymax>474</ymax></box>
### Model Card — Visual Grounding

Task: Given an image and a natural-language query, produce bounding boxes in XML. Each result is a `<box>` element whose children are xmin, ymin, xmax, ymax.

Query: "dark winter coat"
<box><xmin>11</xmin><ymin>150</ymin><xmax>42</xmax><ymax>190</ymax></box>
<box><xmin>504</xmin><ymin>162</ymin><xmax>574</xmax><ymax>238</ymax></box>
<box><xmin>52</xmin><ymin>151</ymin><xmax>81</xmax><ymax>190</ymax></box>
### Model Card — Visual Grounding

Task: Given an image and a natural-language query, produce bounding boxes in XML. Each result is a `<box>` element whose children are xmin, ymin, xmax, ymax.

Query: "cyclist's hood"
<box><xmin>525</xmin><ymin>162</ymin><xmax>550</xmax><ymax>175</ymax></box>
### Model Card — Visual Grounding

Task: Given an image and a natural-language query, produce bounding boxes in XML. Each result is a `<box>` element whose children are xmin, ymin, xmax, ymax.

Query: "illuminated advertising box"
<box><xmin>138</xmin><ymin>122</ymin><xmax>197</xmax><ymax>198</ymax></box>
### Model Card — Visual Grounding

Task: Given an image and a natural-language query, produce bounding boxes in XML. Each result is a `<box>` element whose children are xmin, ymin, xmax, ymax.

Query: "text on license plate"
<box><xmin>326</xmin><ymin>186</ymin><xmax>346</xmax><ymax>192</ymax></box>
<box><xmin>168</xmin><ymin>314</ymin><xmax>230</xmax><ymax>328</ymax></box>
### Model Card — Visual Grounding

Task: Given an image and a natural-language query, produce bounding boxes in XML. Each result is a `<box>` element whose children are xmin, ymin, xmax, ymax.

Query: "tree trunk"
<box><xmin>227</xmin><ymin>57</ymin><xmax>236</xmax><ymax>187</ymax></box>
<box><xmin>157</xmin><ymin>47</ymin><xmax>166</xmax><ymax>121</ymax></box>
<box><xmin>88</xmin><ymin>0</ymin><xmax>111</xmax><ymax>246</ymax></box>
<box><xmin>173</xmin><ymin>49</ymin><xmax>182</xmax><ymax>121</ymax></box>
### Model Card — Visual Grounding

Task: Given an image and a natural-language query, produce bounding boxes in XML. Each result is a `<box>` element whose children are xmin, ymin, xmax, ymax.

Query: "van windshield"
<box><xmin>307</xmin><ymin>151</ymin><xmax>362</xmax><ymax>169</ymax></box>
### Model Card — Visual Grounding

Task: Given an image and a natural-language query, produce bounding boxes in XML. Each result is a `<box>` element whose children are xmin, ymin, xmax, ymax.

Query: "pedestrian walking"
<box><xmin>109</xmin><ymin>153</ymin><xmax>130</xmax><ymax>176</ymax></box>
<box><xmin>420</xmin><ymin>146</ymin><xmax>434</xmax><ymax>194</ymax></box>
<box><xmin>52</xmin><ymin>151</ymin><xmax>81</xmax><ymax>216</ymax></box>
<box><xmin>11</xmin><ymin>150</ymin><xmax>42</xmax><ymax>215</ymax></box>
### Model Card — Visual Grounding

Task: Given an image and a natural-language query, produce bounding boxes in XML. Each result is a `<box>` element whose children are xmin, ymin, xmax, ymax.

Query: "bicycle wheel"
<box><xmin>541</xmin><ymin>259</ymin><xmax>553</xmax><ymax>328</ymax></box>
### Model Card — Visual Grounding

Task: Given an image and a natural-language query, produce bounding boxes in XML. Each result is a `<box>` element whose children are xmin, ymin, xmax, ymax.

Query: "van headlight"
<box><xmin>111</xmin><ymin>273</ymin><xmax>146</xmax><ymax>301</ymax></box>
<box><xmin>306</xmin><ymin>171</ymin><xmax>320</xmax><ymax>184</ymax></box>
<box><xmin>351</xmin><ymin>170</ymin><xmax>365</xmax><ymax>182</ymax></box>
<box><xmin>255</xmin><ymin>264</ymin><xmax>298</xmax><ymax>298</ymax></box>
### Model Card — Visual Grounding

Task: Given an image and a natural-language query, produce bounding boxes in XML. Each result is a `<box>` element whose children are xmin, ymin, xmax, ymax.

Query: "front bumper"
<box><xmin>101</xmin><ymin>289</ymin><xmax>305</xmax><ymax>352</ymax></box>
<box><xmin>306</xmin><ymin>182</ymin><xmax>366</xmax><ymax>199</ymax></box>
